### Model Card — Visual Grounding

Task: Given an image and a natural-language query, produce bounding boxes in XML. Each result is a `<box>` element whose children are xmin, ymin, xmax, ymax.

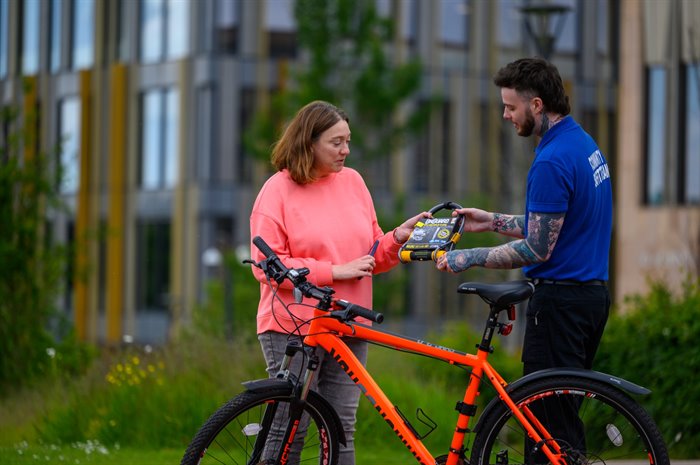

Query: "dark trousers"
<box><xmin>521</xmin><ymin>283</ymin><xmax>610</xmax><ymax>463</ymax></box>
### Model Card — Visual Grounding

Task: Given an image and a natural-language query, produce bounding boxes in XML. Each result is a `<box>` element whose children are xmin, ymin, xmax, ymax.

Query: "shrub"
<box><xmin>594</xmin><ymin>277</ymin><xmax>700</xmax><ymax>458</ymax></box>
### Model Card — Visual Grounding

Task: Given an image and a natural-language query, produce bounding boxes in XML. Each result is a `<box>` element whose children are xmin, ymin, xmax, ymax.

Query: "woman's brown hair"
<box><xmin>271</xmin><ymin>101</ymin><xmax>349</xmax><ymax>184</ymax></box>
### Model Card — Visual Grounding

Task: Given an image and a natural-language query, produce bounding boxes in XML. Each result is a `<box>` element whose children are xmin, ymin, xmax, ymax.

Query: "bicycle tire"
<box><xmin>471</xmin><ymin>375</ymin><xmax>669</xmax><ymax>465</ymax></box>
<box><xmin>181</xmin><ymin>385</ymin><xmax>341</xmax><ymax>465</ymax></box>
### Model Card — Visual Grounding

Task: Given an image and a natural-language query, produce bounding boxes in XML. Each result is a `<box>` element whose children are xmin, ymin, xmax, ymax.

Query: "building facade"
<box><xmin>0</xmin><ymin>0</ymin><xmax>696</xmax><ymax>345</ymax></box>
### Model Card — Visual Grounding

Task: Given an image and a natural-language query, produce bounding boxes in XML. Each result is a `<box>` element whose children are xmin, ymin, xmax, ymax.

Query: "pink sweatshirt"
<box><xmin>250</xmin><ymin>168</ymin><xmax>402</xmax><ymax>335</ymax></box>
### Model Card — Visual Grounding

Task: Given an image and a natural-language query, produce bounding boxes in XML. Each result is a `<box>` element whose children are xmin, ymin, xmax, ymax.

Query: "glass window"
<box><xmin>141</xmin><ymin>0</ymin><xmax>190</xmax><ymax>63</ymax></box>
<box><xmin>163</xmin><ymin>89</ymin><xmax>179</xmax><ymax>187</ymax></box>
<box><xmin>141</xmin><ymin>0</ymin><xmax>164</xmax><ymax>63</ymax></box>
<box><xmin>140</xmin><ymin>88</ymin><xmax>180</xmax><ymax>190</ymax></box>
<box><xmin>645</xmin><ymin>66</ymin><xmax>667</xmax><ymax>205</ymax></box>
<box><xmin>266</xmin><ymin>0</ymin><xmax>295</xmax><ymax>31</ymax></box>
<box><xmin>215</xmin><ymin>0</ymin><xmax>239</xmax><ymax>53</ymax></box>
<box><xmin>498</xmin><ymin>0</ymin><xmax>523</xmax><ymax>48</ymax></box>
<box><xmin>554</xmin><ymin>0</ymin><xmax>576</xmax><ymax>53</ymax></box>
<box><xmin>196</xmin><ymin>86</ymin><xmax>214</xmax><ymax>181</ymax></box>
<box><xmin>22</xmin><ymin>0</ymin><xmax>40</xmax><ymax>75</ymax></box>
<box><xmin>596</xmin><ymin>0</ymin><xmax>609</xmax><ymax>55</ymax></box>
<box><xmin>58</xmin><ymin>97</ymin><xmax>81</xmax><ymax>194</ymax></box>
<box><xmin>401</xmin><ymin>0</ymin><xmax>417</xmax><ymax>41</ymax></box>
<box><xmin>267</xmin><ymin>0</ymin><xmax>296</xmax><ymax>58</ymax></box>
<box><xmin>141</xmin><ymin>92</ymin><xmax>162</xmax><ymax>189</ymax></box>
<box><xmin>168</xmin><ymin>0</ymin><xmax>189</xmax><ymax>59</ymax></box>
<box><xmin>136</xmin><ymin>221</ymin><xmax>171</xmax><ymax>312</ymax></box>
<box><xmin>72</xmin><ymin>0</ymin><xmax>94</xmax><ymax>69</ymax></box>
<box><xmin>684</xmin><ymin>63</ymin><xmax>700</xmax><ymax>203</ymax></box>
<box><xmin>50</xmin><ymin>0</ymin><xmax>62</xmax><ymax>72</ymax></box>
<box><xmin>117</xmin><ymin>0</ymin><xmax>131</xmax><ymax>61</ymax></box>
<box><xmin>440</xmin><ymin>0</ymin><xmax>469</xmax><ymax>46</ymax></box>
<box><xmin>0</xmin><ymin>0</ymin><xmax>9</xmax><ymax>78</ymax></box>
<box><xmin>375</xmin><ymin>0</ymin><xmax>416</xmax><ymax>42</ymax></box>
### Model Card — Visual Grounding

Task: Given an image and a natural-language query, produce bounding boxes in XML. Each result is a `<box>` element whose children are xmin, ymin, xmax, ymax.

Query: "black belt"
<box><xmin>532</xmin><ymin>278</ymin><xmax>607</xmax><ymax>287</ymax></box>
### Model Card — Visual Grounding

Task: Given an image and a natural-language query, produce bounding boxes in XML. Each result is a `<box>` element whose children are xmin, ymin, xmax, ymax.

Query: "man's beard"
<box><xmin>518</xmin><ymin>108</ymin><xmax>536</xmax><ymax>137</ymax></box>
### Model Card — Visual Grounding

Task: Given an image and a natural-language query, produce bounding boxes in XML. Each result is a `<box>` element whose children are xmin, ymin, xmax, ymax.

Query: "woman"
<box><xmin>250</xmin><ymin>100</ymin><xmax>428</xmax><ymax>464</ymax></box>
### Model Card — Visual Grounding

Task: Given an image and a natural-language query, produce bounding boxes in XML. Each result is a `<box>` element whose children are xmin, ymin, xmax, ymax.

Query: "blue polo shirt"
<box><xmin>524</xmin><ymin>116</ymin><xmax>613</xmax><ymax>281</ymax></box>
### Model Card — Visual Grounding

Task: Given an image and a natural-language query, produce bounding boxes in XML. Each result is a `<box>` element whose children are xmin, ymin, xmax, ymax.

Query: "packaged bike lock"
<box><xmin>399</xmin><ymin>201</ymin><xmax>465</xmax><ymax>263</ymax></box>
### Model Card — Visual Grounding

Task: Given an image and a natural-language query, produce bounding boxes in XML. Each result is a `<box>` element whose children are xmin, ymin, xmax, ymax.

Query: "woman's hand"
<box><xmin>332</xmin><ymin>255</ymin><xmax>377</xmax><ymax>280</ymax></box>
<box><xmin>393</xmin><ymin>211</ymin><xmax>432</xmax><ymax>244</ymax></box>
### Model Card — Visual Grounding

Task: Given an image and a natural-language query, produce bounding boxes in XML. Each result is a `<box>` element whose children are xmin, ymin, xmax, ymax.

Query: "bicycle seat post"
<box><xmin>477</xmin><ymin>305</ymin><xmax>503</xmax><ymax>354</ymax></box>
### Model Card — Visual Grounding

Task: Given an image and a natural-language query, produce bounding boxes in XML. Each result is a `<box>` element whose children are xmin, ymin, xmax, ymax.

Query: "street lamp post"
<box><xmin>519</xmin><ymin>2</ymin><xmax>572</xmax><ymax>60</ymax></box>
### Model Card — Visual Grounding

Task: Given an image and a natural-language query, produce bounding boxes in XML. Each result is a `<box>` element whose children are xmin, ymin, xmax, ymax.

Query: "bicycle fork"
<box><xmin>269</xmin><ymin>340</ymin><xmax>320</xmax><ymax>465</ymax></box>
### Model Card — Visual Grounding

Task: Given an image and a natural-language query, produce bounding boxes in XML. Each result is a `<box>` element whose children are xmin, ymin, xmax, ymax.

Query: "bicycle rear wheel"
<box><xmin>471</xmin><ymin>376</ymin><xmax>669</xmax><ymax>465</ymax></box>
<box><xmin>181</xmin><ymin>385</ymin><xmax>341</xmax><ymax>465</ymax></box>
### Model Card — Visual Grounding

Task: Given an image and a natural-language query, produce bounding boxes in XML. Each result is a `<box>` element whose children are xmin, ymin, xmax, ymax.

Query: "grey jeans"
<box><xmin>258</xmin><ymin>331</ymin><xmax>368</xmax><ymax>465</ymax></box>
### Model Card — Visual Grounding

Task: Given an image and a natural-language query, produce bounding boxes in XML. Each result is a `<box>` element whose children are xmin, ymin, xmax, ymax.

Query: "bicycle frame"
<box><xmin>292</xmin><ymin>306</ymin><xmax>565</xmax><ymax>465</ymax></box>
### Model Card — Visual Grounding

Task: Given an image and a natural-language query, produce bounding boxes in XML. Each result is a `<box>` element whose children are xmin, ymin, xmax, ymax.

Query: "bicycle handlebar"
<box><xmin>252</xmin><ymin>236</ymin><xmax>384</xmax><ymax>324</ymax></box>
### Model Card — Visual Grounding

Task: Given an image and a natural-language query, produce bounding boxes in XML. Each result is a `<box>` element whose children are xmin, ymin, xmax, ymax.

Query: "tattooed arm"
<box><xmin>456</xmin><ymin>207</ymin><xmax>525</xmax><ymax>238</ymax></box>
<box><xmin>436</xmin><ymin>211</ymin><xmax>565</xmax><ymax>273</ymax></box>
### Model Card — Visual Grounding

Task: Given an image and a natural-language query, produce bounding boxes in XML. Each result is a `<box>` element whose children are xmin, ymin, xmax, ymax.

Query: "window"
<box><xmin>683</xmin><ymin>63</ymin><xmax>700</xmax><ymax>204</ymax></box>
<box><xmin>238</xmin><ymin>88</ymin><xmax>255</xmax><ymax>184</ymax></box>
<box><xmin>644</xmin><ymin>66</ymin><xmax>667</xmax><ymax>205</ymax></box>
<box><xmin>214</xmin><ymin>0</ymin><xmax>239</xmax><ymax>53</ymax></box>
<box><xmin>553</xmin><ymin>0</ymin><xmax>576</xmax><ymax>54</ymax></box>
<box><xmin>498</xmin><ymin>0</ymin><xmax>523</xmax><ymax>48</ymax></box>
<box><xmin>378</xmin><ymin>0</ymin><xmax>417</xmax><ymax>42</ymax></box>
<box><xmin>440</xmin><ymin>0</ymin><xmax>469</xmax><ymax>47</ymax></box>
<box><xmin>50</xmin><ymin>0</ymin><xmax>62</xmax><ymax>72</ymax></box>
<box><xmin>58</xmin><ymin>97</ymin><xmax>81</xmax><ymax>194</ymax></box>
<box><xmin>0</xmin><ymin>0</ymin><xmax>8</xmax><ymax>78</ymax></box>
<box><xmin>71</xmin><ymin>0</ymin><xmax>94</xmax><ymax>70</ymax></box>
<box><xmin>136</xmin><ymin>221</ymin><xmax>171</xmax><ymax>312</ymax></box>
<box><xmin>596</xmin><ymin>0</ymin><xmax>609</xmax><ymax>55</ymax></box>
<box><xmin>196</xmin><ymin>86</ymin><xmax>216</xmax><ymax>182</ymax></box>
<box><xmin>140</xmin><ymin>0</ymin><xmax>190</xmax><ymax>63</ymax></box>
<box><xmin>140</xmin><ymin>88</ymin><xmax>179</xmax><ymax>190</ymax></box>
<box><xmin>401</xmin><ymin>0</ymin><xmax>417</xmax><ymax>42</ymax></box>
<box><xmin>267</xmin><ymin>0</ymin><xmax>296</xmax><ymax>58</ymax></box>
<box><xmin>22</xmin><ymin>0</ymin><xmax>40</xmax><ymax>75</ymax></box>
<box><xmin>413</xmin><ymin>100</ymin><xmax>450</xmax><ymax>193</ymax></box>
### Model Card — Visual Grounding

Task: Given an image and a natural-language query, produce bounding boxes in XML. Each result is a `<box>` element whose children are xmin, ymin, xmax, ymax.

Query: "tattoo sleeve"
<box><xmin>446</xmin><ymin>211</ymin><xmax>564</xmax><ymax>272</ymax></box>
<box><xmin>492</xmin><ymin>213</ymin><xmax>526</xmax><ymax>238</ymax></box>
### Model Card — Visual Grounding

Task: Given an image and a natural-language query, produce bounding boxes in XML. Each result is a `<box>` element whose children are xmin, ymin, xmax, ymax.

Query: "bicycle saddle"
<box><xmin>457</xmin><ymin>280</ymin><xmax>534</xmax><ymax>308</ymax></box>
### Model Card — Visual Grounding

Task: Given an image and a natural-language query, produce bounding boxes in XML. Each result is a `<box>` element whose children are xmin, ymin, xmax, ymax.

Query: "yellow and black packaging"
<box><xmin>399</xmin><ymin>202</ymin><xmax>465</xmax><ymax>263</ymax></box>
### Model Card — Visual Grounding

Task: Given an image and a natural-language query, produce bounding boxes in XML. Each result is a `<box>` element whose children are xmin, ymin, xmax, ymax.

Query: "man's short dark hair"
<box><xmin>494</xmin><ymin>57</ymin><xmax>571</xmax><ymax>116</ymax></box>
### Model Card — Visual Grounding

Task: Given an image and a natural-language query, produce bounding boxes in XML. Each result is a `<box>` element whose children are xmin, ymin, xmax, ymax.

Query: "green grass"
<box><xmin>0</xmin><ymin>443</ymin><xmax>184</xmax><ymax>465</ymax></box>
<box><xmin>0</xmin><ymin>443</ymin><xmax>418</xmax><ymax>465</ymax></box>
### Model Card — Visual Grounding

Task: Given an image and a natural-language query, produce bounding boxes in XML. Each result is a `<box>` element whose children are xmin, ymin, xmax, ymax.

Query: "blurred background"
<box><xmin>1</xmin><ymin>0</ymin><xmax>698</xmax><ymax>348</ymax></box>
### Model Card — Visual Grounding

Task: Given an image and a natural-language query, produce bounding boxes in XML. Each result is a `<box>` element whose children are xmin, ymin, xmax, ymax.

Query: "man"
<box><xmin>436</xmin><ymin>57</ymin><xmax>612</xmax><ymax>461</ymax></box>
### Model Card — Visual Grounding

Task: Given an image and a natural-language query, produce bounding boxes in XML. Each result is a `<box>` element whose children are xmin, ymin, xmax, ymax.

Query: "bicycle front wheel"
<box><xmin>181</xmin><ymin>385</ymin><xmax>341</xmax><ymax>465</ymax></box>
<box><xmin>471</xmin><ymin>376</ymin><xmax>669</xmax><ymax>465</ymax></box>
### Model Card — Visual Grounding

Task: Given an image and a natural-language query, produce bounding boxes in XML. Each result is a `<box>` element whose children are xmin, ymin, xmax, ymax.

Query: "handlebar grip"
<box><xmin>253</xmin><ymin>236</ymin><xmax>276</xmax><ymax>258</ymax></box>
<box><xmin>333</xmin><ymin>300</ymin><xmax>384</xmax><ymax>323</ymax></box>
<box><xmin>355</xmin><ymin>306</ymin><xmax>384</xmax><ymax>323</ymax></box>
<box><xmin>350</xmin><ymin>303</ymin><xmax>384</xmax><ymax>323</ymax></box>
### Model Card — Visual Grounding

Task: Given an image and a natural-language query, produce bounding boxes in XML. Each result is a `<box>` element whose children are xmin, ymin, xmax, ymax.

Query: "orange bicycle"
<box><xmin>181</xmin><ymin>236</ymin><xmax>669</xmax><ymax>465</ymax></box>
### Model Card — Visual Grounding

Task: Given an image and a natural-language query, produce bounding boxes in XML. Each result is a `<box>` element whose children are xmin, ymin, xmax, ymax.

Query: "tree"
<box><xmin>244</xmin><ymin>0</ymin><xmax>432</xmax><ymax>170</ymax></box>
<box><xmin>0</xmin><ymin>86</ymin><xmax>91</xmax><ymax>395</ymax></box>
